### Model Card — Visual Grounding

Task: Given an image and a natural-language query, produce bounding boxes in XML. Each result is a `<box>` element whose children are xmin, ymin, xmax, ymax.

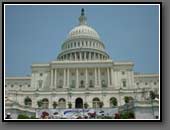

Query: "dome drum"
<box><xmin>57</xmin><ymin>50</ymin><xmax>109</xmax><ymax>61</ymax></box>
<box><xmin>62</xmin><ymin>37</ymin><xmax>105</xmax><ymax>51</ymax></box>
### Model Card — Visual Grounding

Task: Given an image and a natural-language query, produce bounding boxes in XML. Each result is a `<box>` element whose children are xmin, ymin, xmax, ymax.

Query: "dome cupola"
<box><xmin>68</xmin><ymin>8</ymin><xmax>100</xmax><ymax>40</ymax></box>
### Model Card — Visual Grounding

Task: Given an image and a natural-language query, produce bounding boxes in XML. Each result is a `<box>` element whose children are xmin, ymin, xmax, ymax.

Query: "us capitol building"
<box><xmin>5</xmin><ymin>9</ymin><xmax>159</xmax><ymax>114</ymax></box>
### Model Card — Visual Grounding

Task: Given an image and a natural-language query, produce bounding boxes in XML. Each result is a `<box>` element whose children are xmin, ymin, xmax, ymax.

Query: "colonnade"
<box><xmin>50</xmin><ymin>67</ymin><xmax>114</xmax><ymax>89</ymax></box>
<box><xmin>59</xmin><ymin>51</ymin><xmax>108</xmax><ymax>61</ymax></box>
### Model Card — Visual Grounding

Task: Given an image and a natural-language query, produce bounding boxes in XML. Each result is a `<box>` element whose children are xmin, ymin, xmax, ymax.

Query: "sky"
<box><xmin>5</xmin><ymin>4</ymin><xmax>160</xmax><ymax>76</ymax></box>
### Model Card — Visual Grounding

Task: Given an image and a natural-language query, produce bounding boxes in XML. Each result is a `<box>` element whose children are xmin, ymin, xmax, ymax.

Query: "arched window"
<box><xmin>24</xmin><ymin>97</ymin><xmax>32</xmax><ymax>107</ymax></box>
<box><xmin>110</xmin><ymin>97</ymin><xmax>117</xmax><ymax>107</ymax></box>
<box><xmin>58</xmin><ymin>98</ymin><xmax>66</xmax><ymax>108</ymax></box>
<box><xmin>42</xmin><ymin>98</ymin><xmax>49</xmax><ymax>109</ymax></box>
<box><xmin>92</xmin><ymin>98</ymin><xmax>100</xmax><ymax>108</ymax></box>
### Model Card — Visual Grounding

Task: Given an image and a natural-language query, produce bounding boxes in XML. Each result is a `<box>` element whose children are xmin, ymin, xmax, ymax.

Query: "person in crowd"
<box><xmin>5</xmin><ymin>113</ymin><xmax>12</xmax><ymax>119</ymax></box>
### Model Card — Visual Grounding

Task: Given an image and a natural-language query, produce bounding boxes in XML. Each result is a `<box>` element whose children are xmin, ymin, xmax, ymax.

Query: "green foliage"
<box><xmin>84</xmin><ymin>102</ymin><xmax>89</xmax><ymax>109</ymax></box>
<box><xmin>30</xmin><ymin>115</ymin><xmax>36</xmax><ymax>119</ymax></box>
<box><xmin>24</xmin><ymin>97</ymin><xmax>31</xmax><ymax>106</ymax></box>
<box><xmin>110</xmin><ymin>98</ymin><xmax>117</xmax><ymax>106</ymax></box>
<box><xmin>120</xmin><ymin>111</ymin><xmax>135</xmax><ymax>119</ymax></box>
<box><xmin>17</xmin><ymin>114</ymin><xmax>30</xmax><ymax>119</ymax></box>
<box><xmin>37</xmin><ymin>100</ymin><xmax>43</xmax><ymax>108</ymax></box>
<box><xmin>17</xmin><ymin>114</ymin><xmax>36</xmax><ymax>119</ymax></box>
<box><xmin>124</xmin><ymin>96</ymin><xmax>133</xmax><ymax>103</ymax></box>
<box><xmin>68</xmin><ymin>102</ymin><xmax>72</xmax><ymax>108</ymax></box>
<box><xmin>52</xmin><ymin>101</ymin><xmax>58</xmax><ymax>109</ymax></box>
<box><xmin>150</xmin><ymin>91</ymin><xmax>156</xmax><ymax>100</ymax></box>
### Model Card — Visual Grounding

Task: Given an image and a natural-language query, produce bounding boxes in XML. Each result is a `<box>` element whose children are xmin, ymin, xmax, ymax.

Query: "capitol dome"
<box><xmin>68</xmin><ymin>25</ymin><xmax>100</xmax><ymax>40</ymax></box>
<box><xmin>57</xmin><ymin>8</ymin><xmax>109</xmax><ymax>61</ymax></box>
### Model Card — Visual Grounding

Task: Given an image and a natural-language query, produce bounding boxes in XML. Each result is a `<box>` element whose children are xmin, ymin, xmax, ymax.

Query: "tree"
<box><xmin>17</xmin><ymin>114</ymin><xmax>30</xmax><ymax>119</ymax></box>
<box><xmin>124</xmin><ymin>96</ymin><xmax>133</xmax><ymax>104</ymax></box>
<box><xmin>120</xmin><ymin>111</ymin><xmax>135</xmax><ymax>119</ymax></box>
<box><xmin>37</xmin><ymin>100</ymin><xmax>43</xmax><ymax>108</ymax></box>
<box><xmin>68</xmin><ymin>102</ymin><xmax>72</xmax><ymax>108</ymax></box>
<box><xmin>24</xmin><ymin>97</ymin><xmax>32</xmax><ymax>106</ymax></box>
<box><xmin>84</xmin><ymin>102</ymin><xmax>89</xmax><ymax>109</ymax></box>
<box><xmin>150</xmin><ymin>91</ymin><xmax>156</xmax><ymax>100</ymax></box>
<box><xmin>110</xmin><ymin>98</ymin><xmax>117</xmax><ymax>107</ymax></box>
<box><xmin>52</xmin><ymin>101</ymin><xmax>58</xmax><ymax>109</ymax></box>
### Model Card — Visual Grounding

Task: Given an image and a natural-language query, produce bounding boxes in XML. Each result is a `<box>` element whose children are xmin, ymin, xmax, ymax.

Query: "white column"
<box><xmin>67</xmin><ymin>54</ymin><xmax>69</xmax><ymax>60</ymax></box>
<box><xmin>111</xmin><ymin>68</ymin><xmax>114</xmax><ymax>87</ymax></box>
<box><xmin>114</xmin><ymin>71</ymin><xmax>117</xmax><ymax>88</ymax></box>
<box><xmin>94</xmin><ymin>68</ymin><xmax>97</xmax><ymax>87</ymax></box>
<box><xmin>98</xmin><ymin>68</ymin><xmax>101</xmax><ymax>87</ymax></box>
<box><xmin>84</xmin><ymin>52</ymin><xmax>86</xmax><ymax>60</ymax></box>
<box><xmin>64</xmin><ymin>68</ymin><xmax>66</xmax><ymax>87</ymax></box>
<box><xmin>89</xmin><ymin>52</ymin><xmax>91</xmax><ymax>60</ymax></box>
<box><xmin>67</xmin><ymin>68</ymin><xmax>70</xmax><ymax>88</ymax></box>
<box><xmin>70</xmin><ymin>54</ymin><xmax>71</xmax><ymax>60</ymax></box>
<box><xmin>54</xmin><ymin>69</ymin><xmax>57</xmax><ymax>87</ymax></box>
<box><xmin>51</xmin><ymin>69</ymin><xmax>53</xmax><ymax>88</ymax></box>
<box><xmin>131</xmin><ymin>72</ymin><xmax>135</xmax><ymax>88</ymax></box>
<box><xmin>76</xmin><ymin>68</ymin><xmax>79</xmax><ymax>88</ymax></box>
<box><xmin>75</xmin><ymin>52</ymin><xmax>77</xmax><ymax>61</ymax></box>
<box><xmin>85</xmin><ymin>68</ymin><xmax>88</xmax><ymax>88</ymax></box>
<box><xmin>109</xmin><ymin>68</ymin><xmax>112</xmax><ymax>86</ymax></box>
<box><xmin>80</xmin><ymin>52</ymin><xmax>82</xmax><ymax>61</ymax></box>
<box><xmin>107</xmin><ymin>68</ymin><xmax>110</xmax><ymax>87</ymax></box>
<box><xmin>56</xmin><ymin>69</ymin><xmax>58</xmax><ymax>88</ymax></box>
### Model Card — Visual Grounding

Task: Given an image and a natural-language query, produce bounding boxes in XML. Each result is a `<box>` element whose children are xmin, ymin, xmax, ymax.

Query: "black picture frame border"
<box><xmin>1</xmin><ymin>1</ymin><xmax>162</xmax><ymax>122</ymax></box>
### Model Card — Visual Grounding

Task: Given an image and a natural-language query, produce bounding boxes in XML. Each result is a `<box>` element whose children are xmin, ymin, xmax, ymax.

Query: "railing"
<box><xmin>6</xmin><ymin>102</ymin><xmax>36</xmax><ymax>113</ymax></box>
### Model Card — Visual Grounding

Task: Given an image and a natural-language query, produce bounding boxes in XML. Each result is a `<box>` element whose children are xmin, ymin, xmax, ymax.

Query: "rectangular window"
<box><xmin>122</xmin><ymin>80</ymin><xmax>126</xmax><ymax>87</ymax></box>
<box><xmin>71</xmin><ymin>80</ymin><xmax>75</xmax><ymax>88</ymax></box>
<box><xmin>38</xmin><ymin>80</ymin><xmax>43</xmax><ymax>88</ymax></box>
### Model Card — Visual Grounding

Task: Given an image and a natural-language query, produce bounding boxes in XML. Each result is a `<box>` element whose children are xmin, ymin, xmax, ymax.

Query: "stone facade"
<box><xmin>5</xmin><ymin>9</ymin><xmax>159</xmax><ymax>111</ymax></box>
